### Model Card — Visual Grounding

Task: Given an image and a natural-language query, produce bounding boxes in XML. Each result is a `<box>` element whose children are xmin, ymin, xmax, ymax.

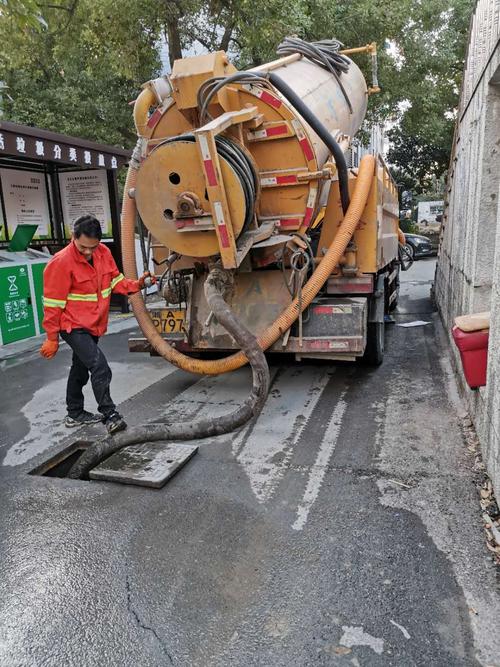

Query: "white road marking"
<box><xmin>233</xmin><ymin>367</ymin><xmax>332</xmax><ymax>503</ymax></box>
<box><xmin>292</xmin><ymin>391</ymin><xmax>347</xmax><ymax>530</ymax></box>
<box><xmin>390</xmin><ymin>619</ymin><xmax>411</xmax><ymax>639</ymax></box>
<box><xmin>158</xmin><ymin>371</ymin><xmax>250</xmax><ymax>423</ymax></box>
<box><xmin>340</xmin><ymin>626</ymin><xmax>384</xmax><ymax>655</ymax></box>
<box><xmin>3</xmin><ymin>362</ymin><xmax>176</xmax><ymax>467</ymax></box>
<box><xmin>155</xmin><ymin>366</ymin><xmax>336</xmax><ymax>505</ymax></box>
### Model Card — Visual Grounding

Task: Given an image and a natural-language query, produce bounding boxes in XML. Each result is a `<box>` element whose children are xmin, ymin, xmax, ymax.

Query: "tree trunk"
<box><xmin>166</xmin><ymin>11</ymin><xmax>183</xmax><ymax>66</ymax></box>
<box><xmin>219</xmin><ymin>21</ymin><xmax>234</xmax><ymax>52</ymax></box>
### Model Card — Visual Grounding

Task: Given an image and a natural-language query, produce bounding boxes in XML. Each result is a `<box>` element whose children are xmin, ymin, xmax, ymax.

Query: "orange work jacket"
<box><xmin>42</xmin><ymin>240</ymin><xmax>140</xmax><ymax>340</ymax></box>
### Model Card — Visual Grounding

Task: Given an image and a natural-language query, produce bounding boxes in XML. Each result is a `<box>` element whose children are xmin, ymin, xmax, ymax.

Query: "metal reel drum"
<box><xmin>135</xmin><ymin>139</ymin><xmax>247</xmax><ymax>257</ymax></box>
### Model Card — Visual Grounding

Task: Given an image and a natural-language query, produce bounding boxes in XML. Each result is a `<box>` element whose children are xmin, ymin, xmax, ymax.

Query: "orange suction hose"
<box><xmin>121</xmin><ymin>154</ymin><xmax>376</xmax><ymax>375</ymax></box>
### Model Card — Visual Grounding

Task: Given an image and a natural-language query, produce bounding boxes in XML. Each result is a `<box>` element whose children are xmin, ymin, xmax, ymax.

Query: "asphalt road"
<box><xmin>1</xmin><ymin>258</ymin><xmax>500</xmax><ymax>666</ymax></box>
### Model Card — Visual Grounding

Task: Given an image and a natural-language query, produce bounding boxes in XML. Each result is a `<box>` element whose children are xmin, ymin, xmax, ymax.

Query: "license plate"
<box><xmin>150</xmin><ymin>309</ymin><xmax>186</xmax><ymax>334</ymax></box>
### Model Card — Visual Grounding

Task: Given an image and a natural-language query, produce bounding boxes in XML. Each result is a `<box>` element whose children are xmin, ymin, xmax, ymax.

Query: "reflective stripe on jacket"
<box><xmin>42</xmin><ymin>241</ymin><xmax>140</xmax><ymax>340</ymax></box>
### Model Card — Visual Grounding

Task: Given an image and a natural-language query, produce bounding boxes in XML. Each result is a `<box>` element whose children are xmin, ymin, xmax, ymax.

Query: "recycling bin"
<box><xmin>0</xmin><ymin>249</ymin><xmax>50</xmax><ymax>345</ymax></box>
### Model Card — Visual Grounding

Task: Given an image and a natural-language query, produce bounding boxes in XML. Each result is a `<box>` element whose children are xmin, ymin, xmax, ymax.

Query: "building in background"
<box><xmin>435</xmin><ymin>0</ymin><xmax>500</xmax><ymax>496</ymax></box>
<box><xmin>416</xmin><ymin>200</ymin><xmax>443</xmax><ymax>229</ymax></box>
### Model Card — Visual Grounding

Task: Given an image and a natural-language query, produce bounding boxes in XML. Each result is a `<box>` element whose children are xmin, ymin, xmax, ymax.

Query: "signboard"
<box><xmin>0</xmin><ymin>168</ymin><xmax>51</xmax><ymax>240</ymax></box>
<box><xmin>59</xmin><ymin>170</ymin><xmax>113</xmax><ymax>238</ymax></box>
<box><xmin>0</xmin><ymin>126</ymin><xmax>126</xmax><ymax>171</ymax></box>
<box><xmin>0</xmin><ymin>264</ymin><xmax>36</xmax><ymax>344</ymax></box>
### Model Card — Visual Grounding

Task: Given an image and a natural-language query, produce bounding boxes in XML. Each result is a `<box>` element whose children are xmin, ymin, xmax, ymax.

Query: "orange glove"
<box><xmin>40</xmin><ymin>338</ymin><xmax>59</xmax><ymax>359</ymax></box>
<box><xmin>137</xmin><ymin>271</ymin><xmax>157</xmax><ymax>289</ymax></box>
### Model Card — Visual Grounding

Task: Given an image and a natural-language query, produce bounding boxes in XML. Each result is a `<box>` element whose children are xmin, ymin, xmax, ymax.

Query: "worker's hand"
<box><xmin>40</xmin><ymin>338</ymin><xmax>59</xmax><ymax>359</ymax></box>
<box><xmin>137</xmin><ymin>271</ymin><xmax>157</xmax><ymax>289</ymax></box>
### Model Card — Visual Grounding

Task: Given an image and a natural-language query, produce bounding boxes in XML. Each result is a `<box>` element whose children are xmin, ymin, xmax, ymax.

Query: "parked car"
<box><xmin>404</xmin><ymin>233</ymin><xmax>435</xmax><ymax>259</ymax></box>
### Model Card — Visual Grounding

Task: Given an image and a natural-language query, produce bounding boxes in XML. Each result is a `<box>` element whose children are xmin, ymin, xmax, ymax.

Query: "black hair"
<box><xmin>73</xmin><ymin>215</ymin><xmax>102</xmax><ymax>240</ymax></box>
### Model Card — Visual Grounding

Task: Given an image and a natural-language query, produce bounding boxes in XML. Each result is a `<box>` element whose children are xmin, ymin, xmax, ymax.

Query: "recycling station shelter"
<box><xmin>0</xmin><ymin>121</ymin><xmax>131</xmax><ymax>346</ymax></box>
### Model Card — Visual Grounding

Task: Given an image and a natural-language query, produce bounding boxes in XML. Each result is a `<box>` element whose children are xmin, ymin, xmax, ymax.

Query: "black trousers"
<box><xmin>61</xmin><ymin>329</ymin><xmax>116</xmax><ymax>420</ymax></box>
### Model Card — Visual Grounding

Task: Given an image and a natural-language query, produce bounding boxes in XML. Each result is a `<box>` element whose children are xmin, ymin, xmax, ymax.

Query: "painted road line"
<box><xmin>155</xmin><ymin>366</ymin><xmax>333</xmax><ymax>505</ymax></box>
<box><xmin>292</xmin><ymin>390</ymin><xmax>347</xmax><ymax>530</ymax></box>
<box><xmin>156</xmin><ymin>368</ymin><xmax>255</xmax><ymax>424</ymax></box>
<box><xmin>234</xmin><ymin>367</ymin><xmax>332</xmax><ymax>503</ymax></box>
<box><xmin>3</xmin><ymin>362</ymin><xmax>177</xmax><ymax>467</ymax></box>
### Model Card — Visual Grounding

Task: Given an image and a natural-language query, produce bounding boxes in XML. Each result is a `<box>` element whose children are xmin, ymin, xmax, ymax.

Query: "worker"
<box><xmin>39</xmin><ymin>214</ymin><xmax>156</xmax><ymax>434</ymax></box>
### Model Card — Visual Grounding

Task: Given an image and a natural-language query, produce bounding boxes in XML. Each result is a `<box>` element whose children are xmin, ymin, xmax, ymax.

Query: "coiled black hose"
<box><xmin>276</xmin><ymin>37</ymin><xmax>353</xmax><ymax>113</ymax></box>
<box><xmin>196</xmin><ymin>63</ymin><xmax>350</xmax><ymax>215</ymax></box>
<box><xmin>216</xmin><ymin>135</ymin><xmax>258</xmax><ymax>231</ymax></box>
<box><xmin>155</xmin><ymin>133</ymin><xmax>257</xmax><ymax>232</ymax></box>
<box><xmin>68</xmin><ymin>268</ymin><xmax>270</xmax><ymax>480</ymax></box>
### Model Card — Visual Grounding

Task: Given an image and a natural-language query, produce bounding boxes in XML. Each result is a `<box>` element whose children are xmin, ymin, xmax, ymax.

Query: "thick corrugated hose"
<box><xmin>120</xmin><ymin>153</ymin><xmax>375</xmax><ymax>375</ymax></box>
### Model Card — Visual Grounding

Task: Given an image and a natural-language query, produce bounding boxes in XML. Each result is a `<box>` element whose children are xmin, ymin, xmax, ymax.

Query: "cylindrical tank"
<box><xmin>253</xmin><ymin>56</ymin><xmax>368</xmax><ymax>165</ymax></box>
<box><xmin>134</xmin><ymin>51</ymin><xmax>368</xmax><ymax>258</ymax></box>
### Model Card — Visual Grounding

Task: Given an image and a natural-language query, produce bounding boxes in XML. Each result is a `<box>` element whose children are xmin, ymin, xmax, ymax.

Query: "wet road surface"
<box><xmin>1</xmin><ymin>259</ymin><xmax>500</xmax><ymax>666</ymax></box>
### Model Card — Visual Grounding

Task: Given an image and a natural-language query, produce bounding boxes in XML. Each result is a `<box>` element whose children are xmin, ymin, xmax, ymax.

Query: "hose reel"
<box><xmin>135</xmin><ymin>133</ymin><xmax>258</xmax><ymax>258</ymax></box>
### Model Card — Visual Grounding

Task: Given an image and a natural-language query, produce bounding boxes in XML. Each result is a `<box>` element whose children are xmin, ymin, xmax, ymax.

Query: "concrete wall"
<box><xmin>435</xmin><ymin>0</ymin><xmax>500</xmax><ymax>496</ymax></box>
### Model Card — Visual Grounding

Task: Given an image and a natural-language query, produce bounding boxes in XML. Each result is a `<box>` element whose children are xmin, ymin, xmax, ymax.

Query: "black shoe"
<box><xmin>105</xmin><ymin>412</ymin><xmax>127</xmax><ymax>435</ymax></box>
<box><xmin>64</xmin><ymin>411</ymin><xmax>102</xmax><ymax>428</ymax></box>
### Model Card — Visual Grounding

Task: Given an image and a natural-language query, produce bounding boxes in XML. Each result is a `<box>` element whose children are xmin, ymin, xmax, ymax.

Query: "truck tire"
<box><xmin>363</xmin><ymin>320</ymin><xmax>385</xmax><ymax>366</ymax></box>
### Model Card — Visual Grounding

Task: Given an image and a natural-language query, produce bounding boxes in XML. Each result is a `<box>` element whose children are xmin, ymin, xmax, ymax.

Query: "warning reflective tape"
<box><xmin>175</xmin><ymin>216</ymin><xmax>214</xmax><ymax>230</ymax></box>
<box><xmin>292</xmin><ymin>120</ymin><xmax>315</xmax><ymax>161</ymax></box>
<box><xmin>261</xmin><ymin>174</ymin><xmax>298</xmax><ymax>187</ymax></box>
<box><xmin>277</xmin><ymin>218</ymin><xmax>302</xmax><ymax>228</ymax></box>
<box><xmin>111</xmin><ymin>273</ymin><xmax>124</xmax><ymax>289</ymax></box>
<box><xmin>147</xmin><ymin>108</ymin><xmax>163</xmax><ymax>129</ymax></box>
<box><xmin>198</xmin><ymin>134</ymin><xmax>218</xmax><ymax>187</ymax></box>
<box><xmin>303</xmin><ymin>187</ymin><xmax>318</xmax><ymax>227</ymax></box>
<box><xmin>259</xmin><ymin>90</ymin><xmax>282</xmax><ymax>109</ymax></box>
<box><xmin>213</xmin><ymin>201</ymin><xmax>230</xmax><ymax>248</ymax></box>
<box><xmin>242</xmin><ymin>84</ymin><xmax>282</xmax><ymax>109</ymax></box>
<box><xmin>43</xmin><ymin>297</ymin><xmax>66</xmax><ymax>308</ymax></box>
<box><xmin>67</xmin><ymin>293</ymin><xmax>98</xmax><ymax>302</ymax></box>
<box><xmin>249</xmin><ymin>124</ymin><xmax>289</xmax><ymax>140</ymax></box>
<box><xmin>146</xmin><ymin>97</ymin><xmax>173</xmax><ymax>129</ymax></box>
<box><xmin>101</xmin><ymin>287</ymin><xmax>112</xmax><ymax>298</ymax></box>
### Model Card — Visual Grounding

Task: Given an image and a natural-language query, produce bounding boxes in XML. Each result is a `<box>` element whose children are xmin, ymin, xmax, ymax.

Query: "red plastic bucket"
<box><xmin>452</xmin><ymin>326</ymin><xmax>489</xmax><ymax>389</ymax></box>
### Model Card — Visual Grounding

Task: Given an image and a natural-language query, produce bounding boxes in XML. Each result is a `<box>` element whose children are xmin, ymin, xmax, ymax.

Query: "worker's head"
<box><xmin>73</xmin><ymin>215</ymin><xmax>102</xmax><ymax>261</ymax></box>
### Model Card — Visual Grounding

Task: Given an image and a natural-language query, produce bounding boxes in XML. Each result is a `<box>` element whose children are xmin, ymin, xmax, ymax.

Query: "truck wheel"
<box><xmin>363</xmin><ymin>320</ymin><xmax>385</xmax><ymax>366</ymax></box>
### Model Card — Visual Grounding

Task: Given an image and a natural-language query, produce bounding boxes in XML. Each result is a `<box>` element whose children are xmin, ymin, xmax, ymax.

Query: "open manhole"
<box><xmin>29</xmin><ymin>441</ymin><xmax>91</xmax><ymax>478</ymax></box>
<box><xmin>29</xmin><ymin>440</ymin><xmax>198</xmax><ymax>488</ymax></box>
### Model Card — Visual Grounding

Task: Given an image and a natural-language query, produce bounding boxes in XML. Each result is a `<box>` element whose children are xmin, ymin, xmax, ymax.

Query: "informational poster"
<box><xmin>0</xmin><ymin>168</ymin><xmax>51</xmax><ymax>240</ymax></box>
<box><xmin>59</xmin><ymin>170</ymin><xmax>112</xmax><ymax>238</ymax></box>
<box><xmin>0</xmin><ymin>264</ymin><xmax>36</xmax><ymax>344</ymax></box>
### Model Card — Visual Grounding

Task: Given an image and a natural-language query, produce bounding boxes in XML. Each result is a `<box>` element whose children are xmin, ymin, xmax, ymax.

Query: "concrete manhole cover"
<box><xmin>89</xmin><ymin>442</ymin><xmax>198</xmax><ymax>488</ymax></box>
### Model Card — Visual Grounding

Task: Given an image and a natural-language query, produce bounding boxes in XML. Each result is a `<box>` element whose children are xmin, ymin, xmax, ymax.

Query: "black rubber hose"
<box><xmin>67</xmin><ymin>268</ymin><xmax>270</xmax><ymax>480</ymax></box>
<box><xmin>196</xmin><ymin>69</ymin><xmax>350</xmax><ymax>213</ymax></box>
<box><xmin>276</xmin><ymin>37</ymin><xmax>353</xmax><ymax>113</ymax></box>
<box><xmin>267</xmin><ymin>72</ymin><xmax>350</xmax><ymax>215</ymax></box>
<box><xmin>154</xmin><ymin>133</ymin><xmax>256</xmax><ymax>232</ymax></box>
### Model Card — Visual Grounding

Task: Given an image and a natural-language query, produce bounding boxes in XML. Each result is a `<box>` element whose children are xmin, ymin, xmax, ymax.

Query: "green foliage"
<box><xmin>386</xmin><ymin>0</ymin><xmax>474</xmax><ymax>192</ymax></box>
<box><xmin>0</xmin><ymin>0</ymin><xmax>161</xmax><ymax>145</ymax></box>
<box><xmin>0</xmin><ymin>0</ymin><xmax>47</xmax><ymax>30</ymax></box>
<box><xmin>399</xmin><ymin>219</ymin><xmax>419</xmax><ymax>234</ymax></box>
<box><xmin>0</xmin><ymin>0</ymin><xmax>475</xmax><ymax>173</ymax></box>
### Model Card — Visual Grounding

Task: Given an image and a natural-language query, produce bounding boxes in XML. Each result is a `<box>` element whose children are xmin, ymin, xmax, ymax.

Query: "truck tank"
<box><xmin>125</xmin><ymin>38</ymin><xmax>400</xmax><ymax>367</ymax></box>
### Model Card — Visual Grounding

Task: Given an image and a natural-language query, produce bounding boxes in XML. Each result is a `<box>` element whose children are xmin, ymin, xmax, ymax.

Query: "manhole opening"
<box><xmin>29</xmin><ymin>441</ymin><xmax>91</xmax><ymax>478</ymax></box>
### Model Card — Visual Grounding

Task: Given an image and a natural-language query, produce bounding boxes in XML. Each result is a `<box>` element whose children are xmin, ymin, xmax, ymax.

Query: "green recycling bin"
<box><xmin>0</xmin><ymin>250</ymin><xmax>50</xmax><ymax>346</ymax></box>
